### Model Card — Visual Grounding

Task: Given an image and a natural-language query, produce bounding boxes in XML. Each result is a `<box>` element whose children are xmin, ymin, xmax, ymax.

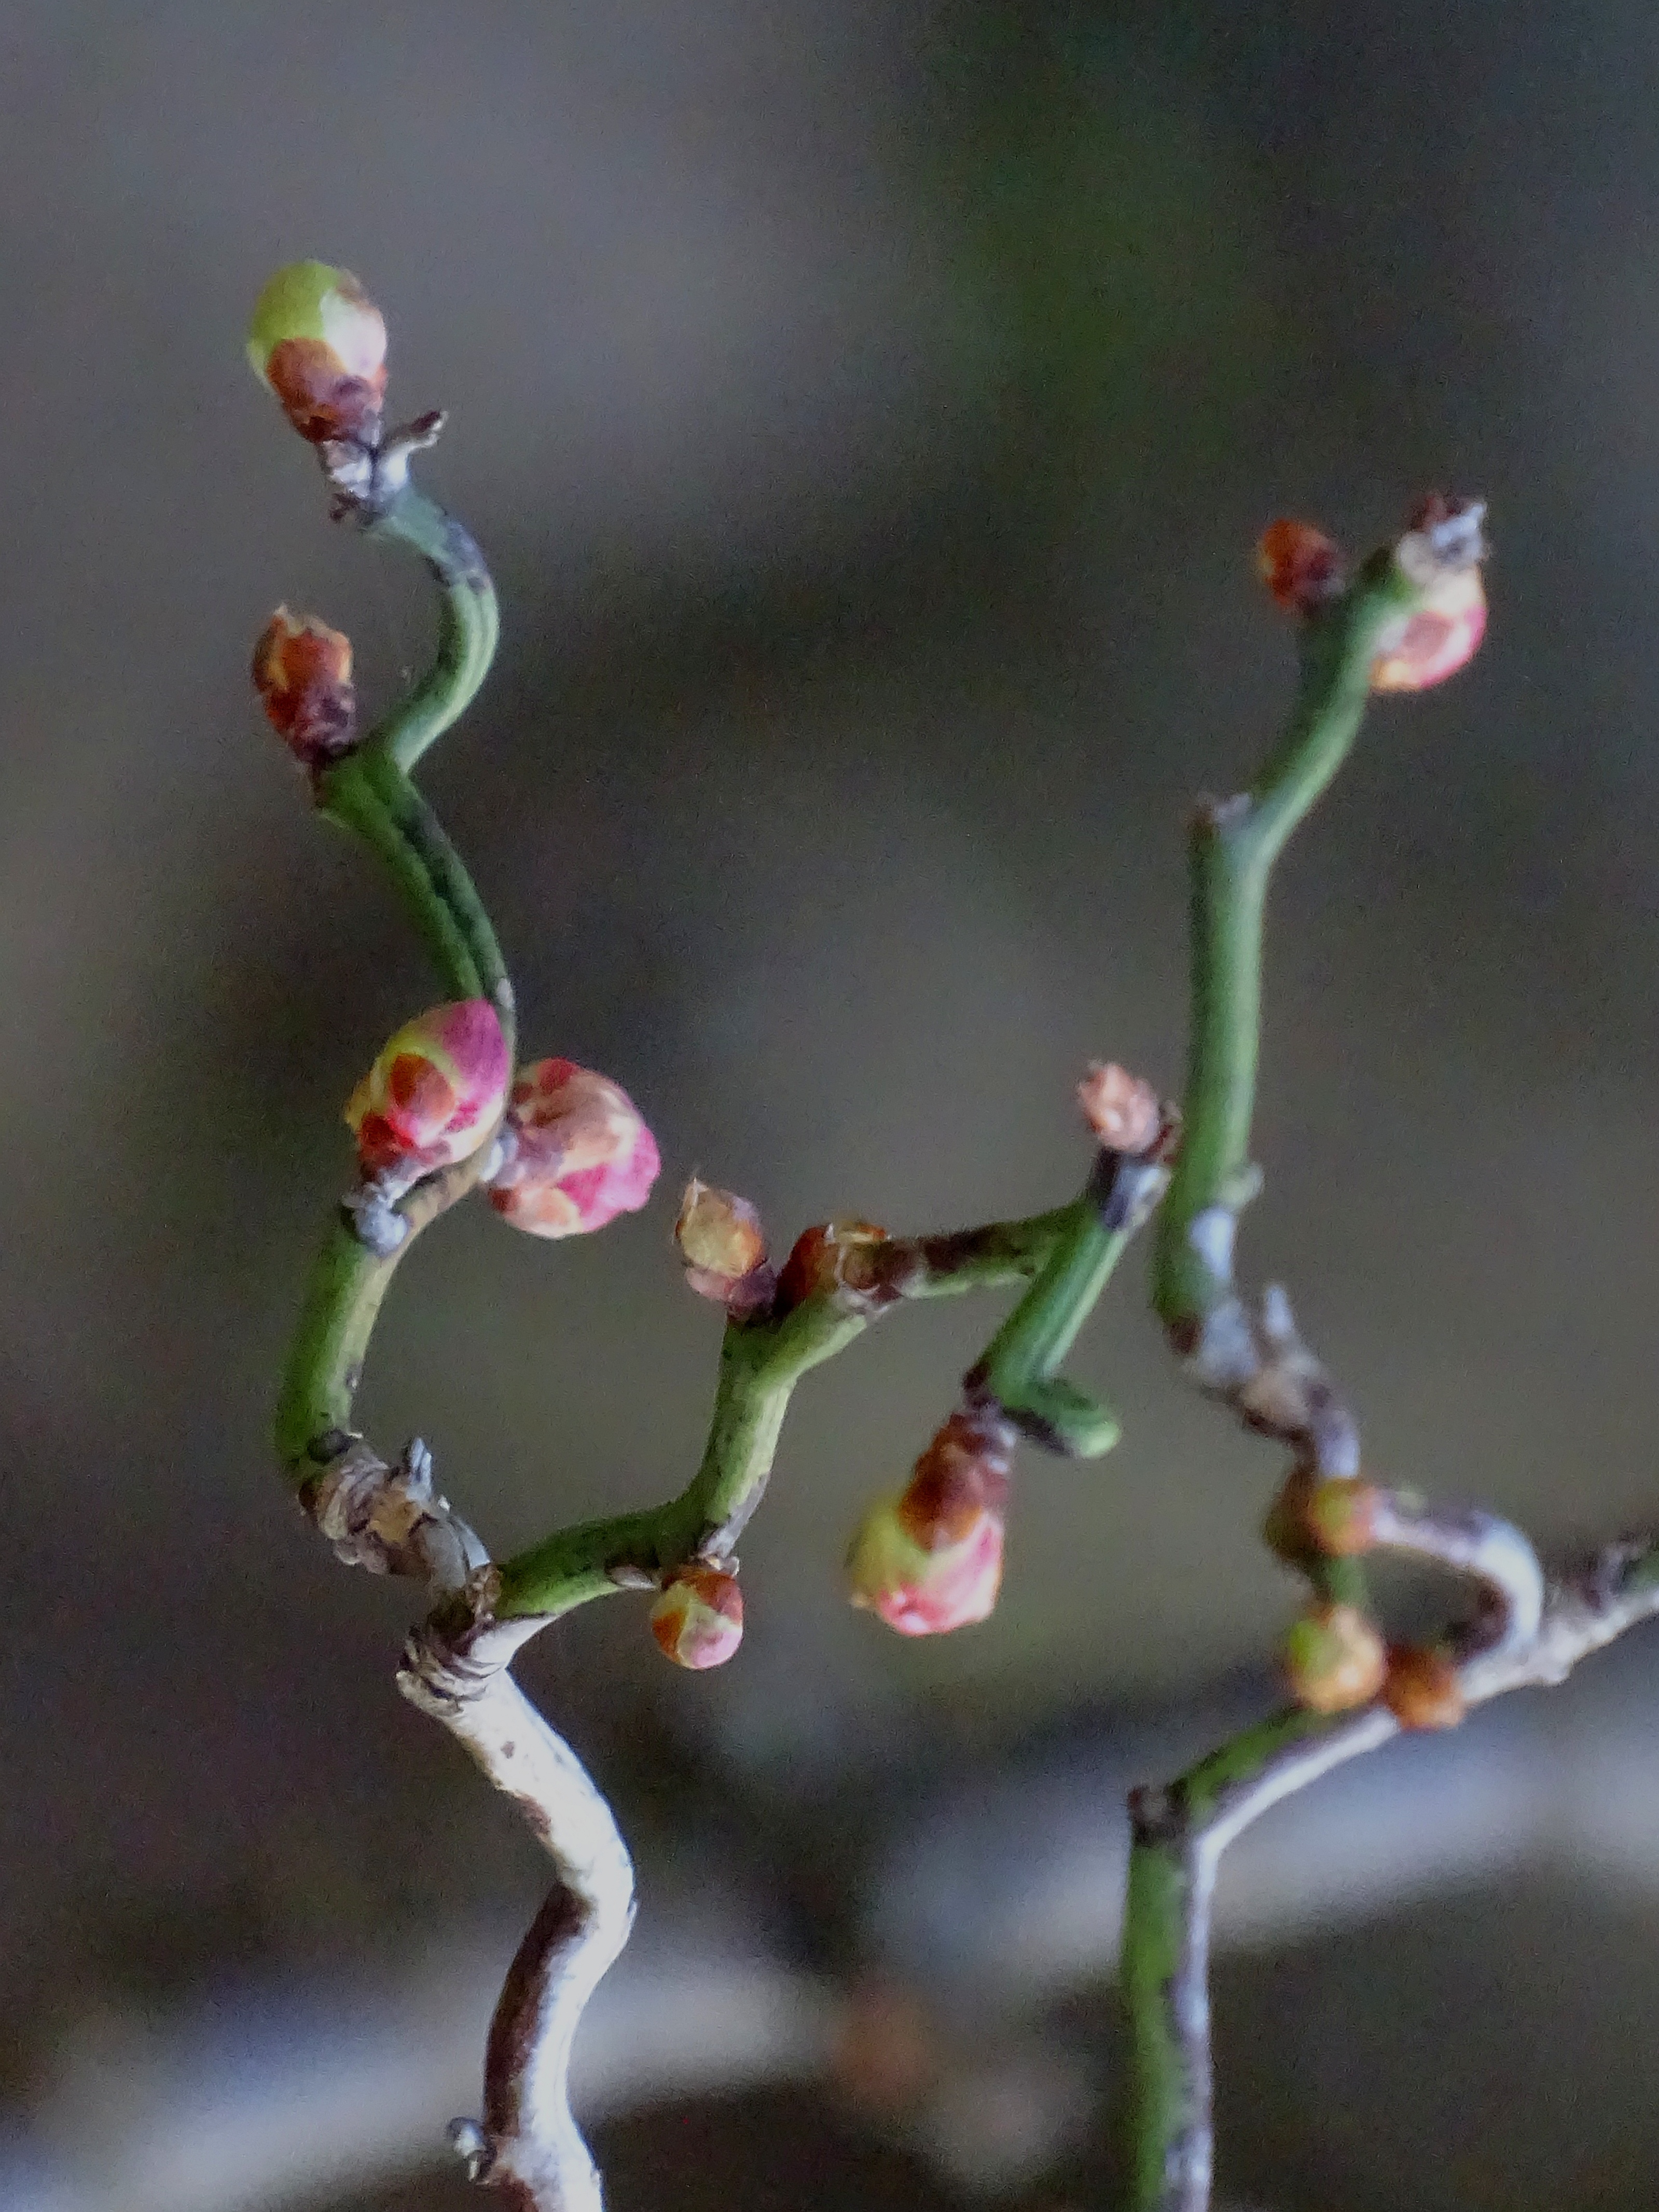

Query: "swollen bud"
<box><xmin>1383</xmin><ymin>1643</ymin><xmax>1466</xmax><ymax>1732</ymax></box>
<box><xmin>345</xmin><ymin>1000</ymin><xmax>510</xmax><ymax>1180</ymax></box>
<box><xmin>1303</xmin><ymin>1476</ymin><xmax>1381</xmax><ymax>1558</ymax></box>
<box><xmin>846</xmin><ymin>1411</ymin><xmax>1013</xmax><ymax>1638</ymax></box>
<box><xmin>1371</xmin><ymin>494</ymin><xmax>1488</xmax><ymax>693</ymax></box>
<box><xmin>650</xmin><ymin>1566</ymin><xmax>744</xmax><ymax>1670</ymax></box>
<box><xmin>778</xmin><ymin>1219</ymin><xmax>889</xmax><ymax>1307</ymax></box>
<box><xmin>252</xmin><ymin>606</ymin><xmax>356</xmax><ymax>767</ymax></box>
<box><xmin>487</xmin><ymin>1058</ymin><xmax>660</xmax><ymax>1239</ymax></box>
<box><xmin>1256</xmin><ymin>519</ymin><xmax>1346</xmax><ymax>616</ymax></box>
<box><xmin>675</xmin><ymin>1179</ymin><xmax>772</xmax><ymax>1312</ymax></box>
<box><xmin>247</xmin><ymin>261</ymin><xmax>388</xmax><ymax>445</ymax></box>
<box><xmin>1281</xmin><ymin>1602</ymin><xmax>1388</xmax><ymax>1715</ymax></box>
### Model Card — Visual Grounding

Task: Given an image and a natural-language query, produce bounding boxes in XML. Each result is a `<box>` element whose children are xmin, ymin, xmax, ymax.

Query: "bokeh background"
<box><xmin>5</xmin><ymin>3</ymin><xmax>1659</xmax><ymax>2207</ymax></box>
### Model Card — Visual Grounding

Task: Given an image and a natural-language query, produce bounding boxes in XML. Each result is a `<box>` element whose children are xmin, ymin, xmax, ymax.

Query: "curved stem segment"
<box><xmin>363</xmin><ymin>483</ymin><xmax>500</xmax><ymax>775</ymax></box>
<box><xmin>1152</xmin><ymin>552</ymin><xmax>1419</xmax><ymax>1346</ymax></box>
<box><xmin>493</xmin><ymin>1206</ymin><xmax>1086</xmax><ymax>1620</ymax></box>
<box><xmin>274</xmin><ymin>484</ymin><xmax>508</xmax><ymax>1490</ymax></box>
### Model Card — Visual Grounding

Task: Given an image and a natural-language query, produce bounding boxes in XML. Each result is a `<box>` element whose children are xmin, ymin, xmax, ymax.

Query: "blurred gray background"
<box><xmin>5</xmin><ymin>2</ymin><xmax>1659</xmax><ymax>2207</ymax></box>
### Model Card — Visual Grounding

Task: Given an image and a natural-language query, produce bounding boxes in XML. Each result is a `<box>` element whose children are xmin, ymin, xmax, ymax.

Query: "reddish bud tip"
<box><xmin>1281</xmin><ymin>1602</ymin><xmax>1388</xmax><ymax>1714</ymax></box>
<box><xmin>247</xmin><ymin>261</ymin><xmax>388</xmax><ymax>445</ymax></box>
<box><xmin>1372</xmin><ymin>494</ymin><xmax>1488</xmax><ymax>692</ymax></box>
<box><xmin>344</xmin><ymin>1000</ymin><xmax>510</xmax><ymax>1180</ymax></box>
<box><xmin>778</xmin><ymin>1219</ymin><xmax>890</xmax><ymax>1307</ymax></box>
<box><xmin>252</xmin><ymin>606</ymin><xmax>356</xmax><ymax>767</ymax></box>
<box><xmin>1076</xmin><ymin>1061</ymin><xmax>1162</xmax><ymax>1153</ymax></box>
<box><xmin>487</xmin><ymin>1058</ymin><xmax>660</xmax><ymax>1239</ymax></box>
<box><xmin>1256</xmin><ymin>519</ymin><xmax>1346</xmax><ymax>616</ymax></box>
<box><xmin>675</xmin><ymin>1179</ymin><xmax>770</xmax><ymax>1309</ymax></box>
<box><xmin>650</xmin><ymin>1566</ymin><xmax>743</xmax><ymax>1670</ymax></box>
<box><xmin>1304</xmin><ymin>1477</ymin><xmax>1381</xmax><ymax>1558</ymax></box>
<box><xmin>1383</xmin><ymin>1643</ymin><xmax>1466</xmax><ymax>1731</ymax></box>
<box><xmin>847</xmin><ymin>1411</ymin><xmax>1013</xmax><ymax>1637</ymax></box>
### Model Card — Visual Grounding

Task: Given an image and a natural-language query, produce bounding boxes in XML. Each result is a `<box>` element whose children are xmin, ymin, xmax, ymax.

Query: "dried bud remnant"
<box><xmin>1076</xmin><ymin>1061</ymin><xmax>1162</xmax><ymax>1154</ymax></box>
<box><xmin>252</xmin><ymin>606</ymin><xmax>356</xmax><ymax>767</ymax></box>
<box><xmin>247</xmin><ymin>260</ymin><xmax>388</xmax><ymax>445</ymax></box>
<box><xmin>1281</xmin><ymin>1602</ymin><xmax>1388</xmax><ymax>1715</ymax></box>
<box><xmin>651</xmin><ymin>1566</ymin><xmax>744</xmax><ymax>1670</ymax></box>
<box><xmin>488</xmin><ymin>1058</ymin><xmax>660</xmax><ymax>1239</ymax></box>
<box><xmin>345</xmin><ymin>1000</ymin><xmax>510</xmax><ymax>1180</ymax></box>
<box><xmin>1383</xmin><ymin>1642</ymin><xmax>1467</xmax><ymax>1731</ymax></box>
<box><xmin>847</xmin><ymin>1410</ymin><xmax>1013</xmax><ymax>1637</ymax></box>
<box><xmin>1372</xmin><ymin>493</ymin><xmax>1488</xmax><ymax>693</ymax></box>
<box><xmin>1256</xmin><ymin>518</ymin><xmax>1346</xmax><ymax>616</ymax></box>
<box><xmin>675</xmin><ymin>1179</ymin><xmax>771</xmax><ymax>1312</ymax></box>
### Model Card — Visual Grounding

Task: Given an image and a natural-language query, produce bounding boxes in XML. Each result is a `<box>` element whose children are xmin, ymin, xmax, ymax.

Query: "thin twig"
<box><xmin>1122</xmin><ymin>1521</ymin><xmax>1659</xmax><ymax>2212</ymax></box>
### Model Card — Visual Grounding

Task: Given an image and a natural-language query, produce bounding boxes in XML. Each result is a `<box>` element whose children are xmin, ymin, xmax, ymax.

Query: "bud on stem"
<box><xmin>674</xmin><ymin>1179</ymin><xmax>773</xmax><ymax>1314</ymax></box>
<box><xmin>488</xmin><ymin>1059</ymin><xmax>660</xmax><ymax>1239</ymax></box>
<box><xmin>247</xmin><ymin>260</ymin><xmax>388</xmax><ymax>446</ymax></box>
<box><xmin>345</xmin><ymin>1000</ymin><xmax>510</xmax><ymax>1182</ymax></box>
<box><xmin>846</xmin><ymin>1409</ymin><xmax>1014</xmax><ymax>1637</ymax></box>
<box><xmin>252</xmin><ymin>607</ymin><xmax>356</xmax><ymax>767</ymax></box>
<box><xmin>650</xmin><ymin>1566</ymin><xmax>743</xmax><ymax>1669</ymax></box>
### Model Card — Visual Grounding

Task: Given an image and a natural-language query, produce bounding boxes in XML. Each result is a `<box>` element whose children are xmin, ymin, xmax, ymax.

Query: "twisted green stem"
<box><xmin>494</xmin><ymin>1206</ymin><xmax>1082</xmax><ymax>1620</ymax></box>
<box><xmin>274</xmin><ymin>480</ymin><xmax>509</xmax><ymax>1489</ymax></box>
<box><xmin>1152</xmin><ymin>550</ymin><xmax>1420</xmax><ymax>1342</ymax></box>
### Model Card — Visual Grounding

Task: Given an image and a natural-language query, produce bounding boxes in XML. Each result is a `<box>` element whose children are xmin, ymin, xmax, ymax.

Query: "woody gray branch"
<box><xmin>304</xmin><ymin>1423</ymin><xmax>634</xmax><ymax>2212</ymax></box>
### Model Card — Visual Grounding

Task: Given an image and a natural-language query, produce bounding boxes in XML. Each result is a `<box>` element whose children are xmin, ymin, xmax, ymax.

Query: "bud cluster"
<box><xmin>846</xmin><ymin>1407</ymin><xmax>1014</xmax><ymax>1637</ymax></box>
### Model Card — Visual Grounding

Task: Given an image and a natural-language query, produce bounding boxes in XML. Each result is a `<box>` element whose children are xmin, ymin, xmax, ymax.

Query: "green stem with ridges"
<box><xmin>362</xmin><ymin>485</ymin><xmax>500</xmax><ymax>775</ymax></box>
<box><xmin>275</xmin><ymin>482</ymin><xmax>508</xmax><ymax>1487</ymax></box>
<box><xmin>1153</xmin><ymin>552</ymin><xmax>1421</xmax><ymax>1338</ymax></box>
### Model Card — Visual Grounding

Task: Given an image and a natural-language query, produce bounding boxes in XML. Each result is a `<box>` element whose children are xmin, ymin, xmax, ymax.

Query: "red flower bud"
<box><xmin>1256</xmin><ymin>519</ymin><xmax>1346</xmax><ymax>616</ymax></box>
<box><xmin>674</xmin><ymin>1179</ymin><xmax>771</xmax><ymax>1311</ymax></box>
<box><xmin>1371</xmin><ymin>494</ymin><xmax>1488</xmax><ymax>692</ymax></box>
<box><xmin>847</xmin><ymin>1412</ymin><xmax>1013</xmax><ymax>1637</ymax></box>
<box><xmin>247</xmin><ymin>261</ymin><xmax>388</xmax><ymax>446</ymax></box>
<box><xmin>1383</xmin><ymin>1643</ymin><xmax>1466</xmax><ymax>1731</ymax></box>
<box><xmin>344</xmin><ymin>1000</ymin><xmax>510</xmax><ymax>1180</ymax></box>
<box><xmin>487</xmin><ymin>1058</ymin><xmax>660</xmax><ymax>1239</ymax></box>
<box><xmin>252</xmin><ymin>606</ymin><xmax>356</xmax><ymax>767</ymax></box>
<box><xmin>778</xmin><ymin>1219</ymin><xmax>889</xmax><ymax>1307</ymax></box>
<box><xmin>650</xmin><ymin>1566</ymin><xmax>743</xmax><ymax>1670</ymax></box>
<box><xmin>1281</xmin><ymin>1602</ymin><xmax>1388</xmax><ymax>1715</ymax></box>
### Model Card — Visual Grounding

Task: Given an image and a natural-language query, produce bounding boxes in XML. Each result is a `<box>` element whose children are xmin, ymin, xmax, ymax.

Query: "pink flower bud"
<box><xmin>1256</xmin><ymin>519</ymin><xmax>1345</xmax><ymax>615</ymax></box>
<box><xmin>1076</xmin><ymin>1061</ymin><xmax>1162</xmax><ymax>1153</ymax></box>
<box><xmin>344</xmin><ymin>1000</ymin><xmax>510</xmax><ymax>1180</ymax></box>
<box><xmin>846</xmin><ymin>1412</ymin><xmax>1013</xmax><ymax>1637</ymax></box>
<box><xmin>674</xmin><ymin>1179</ymin><xmax>772</xmax><ymax>1310</ymax></box>
<box><xmin>1371</xmin><ymin>493</ymin><xmax>1488</xmax><ymax>693</ymax></box>
<box><xmin>252</xmin><ymin>606</ymin><xmax>356</xmax><ymax>767</ymax></box>
<box><xmin>650</xmin><ymin>1566</ymin><xmax>743</xmax><ymax>1669</ymax></box>
<box><xmin>247</xmin><ymin>261</ymin><xmax>388</xmax><ymax>445</ymax></box>
<box><xmin>487</xmin><ymin>1058</ymin><xmax>660</xmax><ymax>1239</ymax></box>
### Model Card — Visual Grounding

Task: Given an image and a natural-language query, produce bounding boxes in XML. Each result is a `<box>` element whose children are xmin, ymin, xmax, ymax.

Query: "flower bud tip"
<box><xmin>247</xmin><ymin>261</ymin><xmax>388</xmax><ymax>445</ymax></box>
<box><xmin>345</xmin><ymin>1000</ymin><xmax>510</xmax><ymax>1180</ymax></box>
<box><xmin>488</xmin><ymin>1058</ymin><xmax>660</xmax><ymax>1239</ymax></box>
<box><xmin>252</xmin><ymin>606</ymin><xmax>356</xmax><ymax>767</ymax></box>
<box><xmin>651</xmin><ymin>1566</ymin><xmax>743</xmax><ymax>1669</ymax></box>
<box><xmin>846</xmin><ymin>1412</ymin><xmax>1012</xmax><ymax>1637</ymax></box>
